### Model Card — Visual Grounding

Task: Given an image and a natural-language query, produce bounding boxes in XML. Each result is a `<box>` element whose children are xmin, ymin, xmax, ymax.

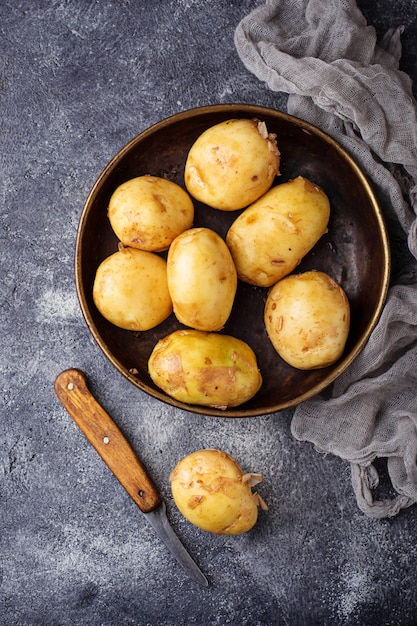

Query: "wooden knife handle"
<box><xmin>54</xmin><ymin>368</ymin><xmax>162</xmax><ymax>513</ymax></box>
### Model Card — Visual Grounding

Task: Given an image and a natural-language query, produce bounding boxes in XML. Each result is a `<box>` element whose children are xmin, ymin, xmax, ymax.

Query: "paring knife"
<box><xmin>54</xmin><ymin>368</ymin><xmax>208</xmax><ymax>587</ymax></box>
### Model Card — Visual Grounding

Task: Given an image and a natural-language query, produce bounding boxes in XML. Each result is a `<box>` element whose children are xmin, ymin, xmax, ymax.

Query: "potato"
<box><xmin>167</xmin><ymin>227</ymin><xmax>237</xmax><ymax>331</ymax></box>
<box><xmin>226</xmin><ymin>176</ymin><xmax>330</xmax><ymax>287</ymax></box>
<box><xmin>108</xmin><ymin>175</ymin><xmax>194</xmax><ymax>252</ymax></box>
<box><xmin>148</xmin><ymin>329</ymin><xmax>262</xmax><ymax>409</ymax></box>
<box><xmin>264</xmin><ymin>270</ymin><xmax>350</xmax><ymax>369</ymax></box>
<box><xmin>93</xmin><ymin>246</ymin><xmax>172</xmax><ymax>331</ymax></box>
<box><xmin>170</xmin><ymin>449</ymin><xmax>266</xmax><ymax>535</ymax></box>
<box><xmin>184</xmin><ymin>118</ymin><xmax>280</xmax><ymax>211</ymax></box>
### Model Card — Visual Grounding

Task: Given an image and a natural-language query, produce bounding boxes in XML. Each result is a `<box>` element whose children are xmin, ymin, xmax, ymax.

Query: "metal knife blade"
<box><xmin>54</xmin><ymin>368</ymin><xmax>208</xmax><ymax>587</ymax></box>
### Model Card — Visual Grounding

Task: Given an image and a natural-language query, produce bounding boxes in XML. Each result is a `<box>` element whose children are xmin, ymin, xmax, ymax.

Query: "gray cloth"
<box><xmin>235</xmin><ymin>0</ymin><xmax>417</xmax><ymax>517</ymax></box>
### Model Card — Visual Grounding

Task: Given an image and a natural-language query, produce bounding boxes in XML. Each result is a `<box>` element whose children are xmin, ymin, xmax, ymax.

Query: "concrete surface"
<box><xmin>2</xmin><ymin>1</ymin><xmax>417</xmax><ymax>625</ymax></box>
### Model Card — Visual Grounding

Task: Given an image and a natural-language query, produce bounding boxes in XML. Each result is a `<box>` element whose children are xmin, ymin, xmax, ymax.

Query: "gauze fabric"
<box><xmin>235</xmin><ymin>0</ymin><xmax>417</xmax><ymax>517</ymax></box>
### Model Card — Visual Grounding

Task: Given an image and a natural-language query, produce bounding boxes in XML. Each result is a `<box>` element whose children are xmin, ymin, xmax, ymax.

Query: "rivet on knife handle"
<box><xmin>54</xmin><ymin>368</ymin><xmax>161</xmax><ymax>513</ymax></box>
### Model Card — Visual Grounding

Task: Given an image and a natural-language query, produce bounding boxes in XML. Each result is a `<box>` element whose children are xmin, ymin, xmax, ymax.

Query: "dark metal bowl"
<box><xmin>75</xmin><ymin>104</ymin><xmax>390</xmax><ymax>417</ymax></box>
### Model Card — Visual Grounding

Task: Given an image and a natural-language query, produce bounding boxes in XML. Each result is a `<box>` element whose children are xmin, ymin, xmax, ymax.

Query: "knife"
<box><xmin>54</xmin><ymin>368</ymin><xmax>208</xmax><ymax>587</ymax></box>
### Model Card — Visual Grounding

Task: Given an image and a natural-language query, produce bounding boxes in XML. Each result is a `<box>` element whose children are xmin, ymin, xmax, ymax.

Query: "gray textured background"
<box><xmin>2</xmin><ymin>1</ymin><xmax>417</xmax><ymax>625</ymax></box>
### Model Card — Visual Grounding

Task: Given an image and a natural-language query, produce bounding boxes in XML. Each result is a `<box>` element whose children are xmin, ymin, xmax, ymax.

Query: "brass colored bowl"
<box><xmin>75</xmin><ymin>104</ymin><xmax>390</xmax><ymax>417</ymax></box>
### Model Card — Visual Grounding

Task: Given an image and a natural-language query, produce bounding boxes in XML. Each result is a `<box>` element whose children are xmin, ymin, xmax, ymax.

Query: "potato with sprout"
<box><xmin>184</xmin><ymin>118</ymin><xmax>280</xmax><ymax>211</ymax></box>
<box><xmin>226</xmin><ymin>176</ymin><xmax>330</xmax><ymax>287</ymax></box>
<box><xmin>170</xmin><ymin>449</ymin><xmax>267</xmax><ymax>535</ymax></box>
<box><xmin>93</xmin><ymin>245</ymin><xmax>172</xmax><ymax>331</ymax></box>
<box><xmin>108</xmin><ymin>175</ymin><xmax>194</xmax><ymax>252</ymax></box>
<box><xmin>264</xmin><ymin>270</ymin><xmax>350</xmax><ymax>369</ymax></box>
<box><xmin>148</xmin><ymin>329</ymin><xmax>262</xmax><ymax>409</ymax></box>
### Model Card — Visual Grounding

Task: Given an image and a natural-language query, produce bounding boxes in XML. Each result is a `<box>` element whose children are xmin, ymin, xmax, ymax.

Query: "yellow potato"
<box><xmin>108</xmin><ymin>175</ymin><xmax>194</xmax><ymax>252</ymax></box>
<box><xmin>148</xmin><ymin>329</ymin><xmax>262</xmax><ymax>409</ymax></box>
<box><xmin>184</xmin><ymin>118</ymin><xmax>280</xmax><ymax>211</ymax></box>
<box><xmin>170</xmin><ymin>449</ymin><xmax>266</xmax><ymax>535</ymax></box>
<box><xmin>167</xmin><ymin>227</ymin><xmax>237</xmax><ymax>331</ymax></box>
<box><xmin>226</xmin><ymin>176</ymin><xmax>330</xmax><ymax>287</ymax></box>
<box><xmin>264</xmin><ymin>270</ymin><xmax>350</xmax><ymax>369</ymax></box>
<box><xmin>93</xmin><ymin>246</ymin><xmax>172</xmax><ymax>331</ymax></box>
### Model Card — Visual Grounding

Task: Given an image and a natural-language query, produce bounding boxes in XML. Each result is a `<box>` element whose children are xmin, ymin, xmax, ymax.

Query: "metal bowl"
<box><xmin>75</xmin><ymin>104</ymin><xmax>390</xmax><ymax>417</ymax></box>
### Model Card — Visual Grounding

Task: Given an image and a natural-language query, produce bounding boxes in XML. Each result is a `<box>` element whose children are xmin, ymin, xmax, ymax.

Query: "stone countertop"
<box><xmin>2</xmin><ymin>1</ymin><xmax>417</xmax><ymax>625</ymax></box>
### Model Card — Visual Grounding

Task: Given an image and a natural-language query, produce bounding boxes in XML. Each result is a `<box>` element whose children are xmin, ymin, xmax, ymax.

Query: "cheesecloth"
<box><xmin>235</xmin><ymin>0</ymin><xmax>417</xmax><ymax>517</ymax></box>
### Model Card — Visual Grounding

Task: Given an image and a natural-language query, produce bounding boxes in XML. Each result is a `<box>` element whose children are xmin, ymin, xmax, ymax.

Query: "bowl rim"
<box><xmin>75</xmin><ymin>103</ymin><xmax>391</xmax><ymax>417</ymax></box>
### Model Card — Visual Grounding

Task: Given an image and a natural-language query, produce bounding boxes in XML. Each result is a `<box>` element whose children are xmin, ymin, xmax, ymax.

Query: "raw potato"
<box><xmin>167</xmin><ymin>227</ymin><xmax>237</xmax><ymax>331</ymax></box>
<box><xmin>226</xmin><ymin>176</ymin><xmax>330</xmax><ymax>287</ymax></box>
<box><xmin>264</xmin><ymin>270</ymin><xmax>350</xmax><ymax>369</ymax></box>
<box><xmin>170</xmin><ymin>449</ymin><xmax>267</xmax><ymax>535</ymax></box>
<box><xmin>184</xmin><ymin>118</ymin><xmax>280</xmax><ymax>211</ymax></box>
<box><xmin>148</xmin><ymin>329</ymin><xmax>262</xmax><ymax>409</ymax></box>
<box><xmin>93</xmin><ymin>246</ymin><xmax>172</xmax><ymax>331</ymax></box>
<box><xmin>108</xmin><ymin>175</ymin><xmax>194</xmax><ymax>252</ymax></box>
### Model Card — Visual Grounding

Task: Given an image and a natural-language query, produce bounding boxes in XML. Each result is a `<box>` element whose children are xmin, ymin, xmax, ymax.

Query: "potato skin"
<box><xmin>148</xmin><ymin>329</ymin><xmax>262</xmax><ymax>408</ymax></box>
<box><xmin>170</xmin><ymin>449</ymin><xmax>260</xmax><ymax>534</ymax></box>
<box><xmin>167</xmin><ymin>227</ymin><xmax>237</xmax><ymax>331</ymax></box>
<box><xmin>184</xmin><ymin>118</ymin><xmax>280</xmax><ymax>211</ymax></box>
<box><xmin>264</xmin><ymin>270</ymin><xmax>350</xmax><ymax>369</ymax></box>
<box><xmin>92</xmin><ymin>247</ymin><xmax>172</xmax><ymax>331</ymax></box>
<box><xmin>226</xmin><ymin>176</ymin><xmax>330</xmax><ymax>287</ymax></box>
<box><xmin>108</xmin><ymin>175</ymin><xmax>194</xmax><ymax>252</ymax></box>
